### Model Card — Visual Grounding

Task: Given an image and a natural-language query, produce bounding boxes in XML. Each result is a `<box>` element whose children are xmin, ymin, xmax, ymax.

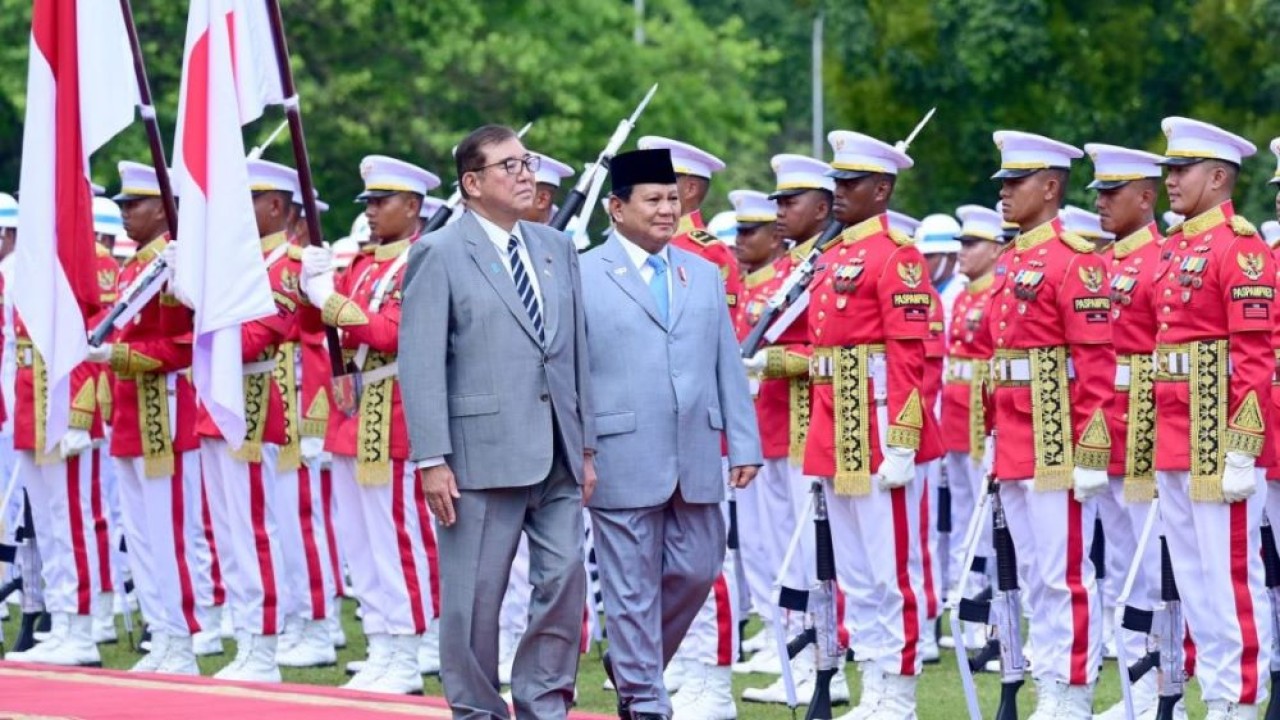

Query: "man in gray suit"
<box><xmin>581</xmin><ymin>149</ymin><xmax>762</xmax><ymax>720</ymax></box>
<box><xmin>399</xmin><ymin>125</ymin><xmax>596</xmax><ymax>720</ymax></box>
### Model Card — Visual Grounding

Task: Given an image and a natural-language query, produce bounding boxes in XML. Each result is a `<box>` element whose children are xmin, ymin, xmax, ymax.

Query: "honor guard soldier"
<box><xmin>1061</xmin><ymin>205</ymin><xmax>1115</xmax><ymax>251</ymax></box>
<box><xmin>740</xmin><ymin>155</ymin><xmax>855</xmax><ymax>705</ymax></box>
<box><xmin>938</xmin><ymin>205</ymin><xmax>1006</xmax><ymax>616</ymax></box>
<box><xmin>1268</xmin><ymin>138</ymin><xmax>1280</xmax><ymax>540</ymax></box>
<box><xmin>1155</xmin><ymin>117</ymin><xmax>1274</xmax><ymax>719</ymax></box>
<box><xmin>1083</xmin><ymin>144</ymin><xmax>1171</xmax><ymax>719</ymax></box>
<box><xmin>191</xmin><ymin>160</ymin><xmax>303</xmax><ymax>682</ymax></box>
<box><xmin>82</xmin><ymin>162</ymin><xmax>217</xmax><ymax>674</ymax></box>
<box><xmin>272</xmin><ymin>189</ymin><xmax>343</xmax><ymax>667</ymax></box>
<box><xmin>988</xmin><ymin>131</ymin><xmax>1115</xmax><ymax>717</ymax></box>
<box><xmin>523</xmin><ymin>152</ymin><xmax>575</xmax><ymax>225</ymax></box>
<box><xmin>915</xmin><ymin>213</ymin><xmax>966</xmax><ymax>327</ymax></box>
<box><xmin>637</xmin><ymin>136</ymin><xmax>742</xmax><ymax>310</ymax></box>
<box><xmin>300</xmin><ymin>156</ymin><xmax>438</xmax><ymax>695</ymax></box>
<box><xmin>6</xmin><ymin>193</ymin><xmax>118</xmax><ymax>669</ymax></box>
<box><xmin>802</xmin><ymin>130</ymin><xmax>931</xmax><ymax>718</ymax></box>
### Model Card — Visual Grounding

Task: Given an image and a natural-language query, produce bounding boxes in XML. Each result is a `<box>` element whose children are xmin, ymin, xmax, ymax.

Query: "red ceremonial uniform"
<box><xmin>941</xmin><ymin>274</ymin><xmax>996</xmax><ymax>457</ymax></box>
<box><xmin>105</xmin><ymin>237</ymin><xmax>200</xmax><ymax>467</ymax></box>
<box><xmin>1153</xmin><ymin>201</ymin><xmax>1276</xmax><ymax>478</ymax></box>
<box><xmin>987</xmin><ymin>217</ymin><xmax>1115</xmax><ymax>482</ymax></box>
<box><xmin>290</xmin><ymin>243</ymin><xmax>332</xmax><ymax>444</ymax></box>
<box><xmin>320</xmin><ymin>237</ymin><xmax>413</xmax><ymax>477</ymax></box>
<box><xmin>919</xmin><ymin>288</ymin><xmax>945</xmax><ymax>464</ymax></box>
<box><xmin>1270</xmin><ymin>235</ymin><xmax>1280</xmax><ymax>481</ymax></box>
<box><xmin>803</xmin><ymin>214</ymin><xmax>932</xmax><ymax>486</ymax></box>
<box><xmin>195</xmin><ymin>233</ymin><xmax>298</xmax><ymax>452</ymax></box>
<box><xmin>670</xmin><ymin>209</ymin><xmax>743</xmax><ymax>312</ymax></box>
<box><xmin>1100</xmin><ymin>223</ymin><xmax>1163</xmax><ymax>486</ymax></box>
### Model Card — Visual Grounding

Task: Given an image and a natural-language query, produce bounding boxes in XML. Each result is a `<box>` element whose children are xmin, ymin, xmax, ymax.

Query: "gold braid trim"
<box><xmin>97</xmin><ymin>370</ymin><xmax>113</xmax><ymax>425</ymax></box>
<box><xmin>302</xmin><ymin>392</ymin><xmax>329</xmax><ymax>438</ymax></box>
<box><xmin>1074</xmin><ymin>410</ymin><xmax>1112</xmax><ymax>470</ymax></box>
<box><xmin>33</xmin><ymin>352</ymin><xmax>56</xmax><ymax>466</ymax></box>
<box><xmin>789</xmin><ymin>375</ymin><xmax>811</xmax><ymax>466</ymax></box>
<box><xmin>356</xmin><ymin>350</ymin><xmax>396</xmax><ymax>486</ymax></box>
<box><xmin>230</xmin><ymin>356</ymin><xmax>272</xmax><ymax>464</ymax></box>
<box><xmin>888</xmin><ymin>388</ymin><xmax>924</xmax><ymax>450</ymax></box>
<box><xmin>832</xmin><ymin>345</ymin><xmax>872</xmax><ymax>496</ymax></box>
<box><xmin>109</xmin><ymin>344</ymin><xmax>162</xmax><ymax>377</ymax></box>
<box><xmin>321</xmin><ymin>293</ymin><xmax>369</xmax><ymax>327</ymax></box>
<box><xmin>764</xmin><ymin>347</ymin><xmax>787</xmax><ymax>378</ymax></box>
<box><xmin>69</xmin><ymin>379</ymin><xmax>96</xmax><ymax>431</ymax></box>
<box><xmin>137</xmin><ymin>374</ymin><xmax>175</xmax><ymax>478</ymax></box>
<box><xmin>968</xmin><ymin>362</ymin><xmax>989</xmax><ymax>462</ymax></box>
<box><xmin>1225</xmin><ymin>390</ymin><xmax>1266</xmax><ymax>456</ymax></box>
<box><xmin>1123</xmin><ymin>354</ymin><xmax>1157</xmax><ymax>502</ymax></box>
<box><xmin>1189</xmin><ymin>339</ymin><xmax>1228</xmax><ymax>502</ymax></box>
<box><xmin>1029</xmin><ymin>346</ymin><xmax>1073</xmax><ymax>491</ymax></box>
<box><xmin>273</xmin><ymin>343</ymin><xmax>301</xmax><ymax>473</ymax></box>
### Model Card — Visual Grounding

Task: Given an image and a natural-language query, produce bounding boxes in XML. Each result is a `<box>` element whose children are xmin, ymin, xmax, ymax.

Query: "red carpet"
<box><xmin>0</xmin><ymin>662</ymin><xmax>612</xmax><ymax>719</ymax></box>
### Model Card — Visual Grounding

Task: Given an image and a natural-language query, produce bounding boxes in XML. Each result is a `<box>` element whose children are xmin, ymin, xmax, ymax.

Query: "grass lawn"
<box><xmin>3</xmin><ymin>603</ymin><xmax>1207</xmax><ymax>719</ymax></box>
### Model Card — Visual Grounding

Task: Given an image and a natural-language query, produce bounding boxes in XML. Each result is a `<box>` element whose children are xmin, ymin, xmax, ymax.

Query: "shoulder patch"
<box><xmin>1060</xmin><ymin>231</ymin><xmax>1095</xmax><ymax>253</ymax></box>
<box><xmin>687</xmin><ymin>229</ymin><xmax>717</xmax><ymax>247</ymax></box>
<box><xmin>1230</xmin><ymin>215</ymin><xmax>1257</xmax><ymax>237</ymax></box>
<box><xmin>888</xmin><ymin>229</ymin><xmax>914</xmax><ymax>247</ymax></box>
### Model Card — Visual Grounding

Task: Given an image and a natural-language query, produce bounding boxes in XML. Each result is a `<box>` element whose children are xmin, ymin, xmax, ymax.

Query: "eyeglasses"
<box><xmin>471</xmin><ymin>155</ymin><xmax>541</xmax><ymax>177</ymax></box>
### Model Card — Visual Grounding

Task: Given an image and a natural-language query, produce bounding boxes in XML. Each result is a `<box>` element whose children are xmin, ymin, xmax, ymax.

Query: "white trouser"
<box><xmin>19</xmin><ymin>449</ymin><xmax>107</xmax><ymax>617</ymax></box>
<box><xmin>826</xmin><ymin>475</ymin><xmax>925</xmax><ymax>676</ymax></box>
<box><xmin>998</xmin><ymin>480</ymin><xmax>1100</xmax><ymax>685</ymax></box>
<box><xmin>739</xmin><ymin>458</ymin><xmax>805</xmax><ymax>631</ymax></box>
<box><xmin>499</xmin><ymin>532</ymin><xmax>532</xmax><ymax>657</ymax></box>
<box><xmin>943</xmin><ymin>451</ymin><xmax>986</xmax><ymax>595</ymax></box>
<box><xmin>671</xmin><ymin>461</ymin><xmax>740</xmax><ymax>666</ymax></box>
<box><xmin>200</xmin><ymin>439</ymin><xmax>285</xmax><ymax>636</ymax></box>
<box><xmin>1159</xmin><ymin>470</ymin><xmax>1271</xmax><ymax>705</ymax></box>
<box><xmin>330</xmin><ymin>455</ymin><xmax>434</xmax><ymax>636</ymax></box>
<box><xmin>114</xmin><ymin>450</ymin><xmax>210</xmax><ymax>636</ymax></box>
<box><xmin>1097</xmin><ymin>476</ymin><xmax>1160</xmax><ymax>664</ymax></box>
<box><xmin>920</xmin><ymin>462</ymin><xmax>941</xmax><ymax>622</ymax></box>
<box><xmin>274</xmin><ymin>457</ymin><xmax>340</xmax><ymax>623</ymax></box>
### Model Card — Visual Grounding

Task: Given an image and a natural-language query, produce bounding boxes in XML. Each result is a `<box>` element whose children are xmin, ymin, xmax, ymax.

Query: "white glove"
<box><xmin>301</xmin><ymin>436</ymin><xmax>325</xmax><ymax>464</ymax></box>
<box><xmin>161</xmin><ymin>242</ymin><xmax>178</xmax><ymax>271</ymax></box>
<box><xmin>1222</xmin><ymin>451</ymin><xmax>1258</xmax><ymax>503</ymax></box>
<box><xmin>301</xmin><ymin>246</ymin><xmax>334</xmax><ymax>282</ymax></box>
<box><xmin>878</xmin><ymin>446</ymin><xmax>916</xmax><ymax>490</ymax></box>
<box><xmin>304</xmin><ymin>271</ymin><xmax>336</xmax><ymax>307</ymax></box>
<box><xmin>1072</xmin><ymin>467</ymin><xmax>1109</xmax><ymax>501</ymax></box>
<box><xmin>59</xmin><ymin>428</ymin><xmax>92</xmax><ymax>459</ymax></box>
<box><xmin>742</xmin><ymin>351</ymin><xmax>768</xmax><ymax>375</ymax></box>
<box><xmin>85</xmin><ymin>343</ymin><xmax>112</xmax><ymax>364</ymax></box>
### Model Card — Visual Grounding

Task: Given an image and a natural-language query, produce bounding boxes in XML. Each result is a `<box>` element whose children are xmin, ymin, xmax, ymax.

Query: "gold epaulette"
<box><xmin>687</xmin><ymin>229</ymin><xmax>717</xmax><ymax>247</ymax></box>
<box><xmin>1166</xmin><ymin>223</ymin><xmax>1183</xmax><ymax>236</ymax></box>
<box><xmin>1060</xmin><ymin>231</ymin><xmax>1096</xmax><ymax>253</ymax></box>
<box><xmin>287</xmin><ymin>244</ymin><xmax>304</xmax><ymax>261</ymax></box>
<box><xmin>888</xmin><ymin>229</ymin><xmax>914</xmax><ymax>247</ymax></box>
<box><xmin>95</xmin><ymin>243</ymin><xmax>112</xmax><ymax>258</ymax></box>
<box><xmin>1231</xmin><ymin>215</ymin><xmax>1257</xmax><ymax>236</ymax></box>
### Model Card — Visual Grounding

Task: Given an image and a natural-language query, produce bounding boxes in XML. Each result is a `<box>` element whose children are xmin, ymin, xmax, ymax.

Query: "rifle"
<box><xmin>727</xmin><ymin>493</ymin><xmax>751</xmax><ymax>662</ymax></box>
<box><xmin>957</xmin><ymin>483</ymin><xmax>1024</xmax><ymax>720</ymax></box>
<box><xmin>549</xmin><ymin>84</ymin><xmax>658</xmax><ymax>232</ymax></box>
<box><xmin>422</xmin><ymin>122</ymin><xmax>533</xmax><ymax>234</ymax></box>
<box><xmin>936</xmin><ymin>465</ymin><xmax>953</xmax><ymax>610</ymax></box>
<box><xmin>1113</xmin><ymin>495</ymin><xmax>1158</xmax><ymax>720</ymax></box>
<box><xmin>89</xmin><ymin>0</ymin><xmax>181</xmax><ymax>347</ymax></box>
<box><xmin>1263</xmin><ymin>520</ymin><xmax>1280</xmax><ymax>720</ymax></box>
<box><xmin>1154</xmin><ymin>538</ymin><xmax>1185</xmax><ymax>719</ymax></box>
<box><xmin>739</xmin><ymin>108</ymin><xmax>937</xmax><ymax>358</ymax></box>
<box><xmin>952</xmin><ymin>475</ymin><xmax>993</xmax><ymax>720</ymax></box>
<box><xmin>805</xmin><ymin>479</ymin><xmax>841</xmax><ymax>720</ymax></box>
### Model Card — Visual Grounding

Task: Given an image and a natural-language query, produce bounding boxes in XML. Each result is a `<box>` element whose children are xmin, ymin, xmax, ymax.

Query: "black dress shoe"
<box><xmin>631</xmin><ymin>715</ymin><xmax>669</xmax><ymax>720</ymax></box>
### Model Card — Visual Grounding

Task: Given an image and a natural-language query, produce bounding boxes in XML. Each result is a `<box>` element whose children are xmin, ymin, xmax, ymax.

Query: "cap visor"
<box><xmin>736</xmin><ymin>221</ymin><xmax>767</xmax><ymax>232</ymax></box>
<box><xmin>991</xmin><ymin>168</ymin><xmax>1039</xmax><ymax>180</ymax></box>
<box><xmin>825</xmin><ymin>168</ymin><xmax>871</xmax><ymax>181</ymax></box>
<box><xmin>112</xmin><ymin>192</ymin><xmax>152</xmax><ymax>202</ymax></box>
<box><xmin>1087</xmin><ymin>179</ymin><xmax>1130</xmax><ymax>190</ymax></box>
<box><xmin>768</xmin><ymin>188</ymin><xmax>807</xmax><ymax>200</ymax></box>
<box><xmin>356</xmin><ymin>189</ymin><xmax>399</xmax><ymax>201</ymax></box>
<box><xmin>1157</xmin><ymin>156</ymin><xmax>1204</xmax><ymax>167</ymax></box>
<box><xmin>1269</xmin><ymin>178</ymin><xmax>1280</xmax><ymax>186</ymax></box>
<box><xmin>957</xmin><ymin>234</ymin><xmax>997</xmax><ymax>245</ymax></box>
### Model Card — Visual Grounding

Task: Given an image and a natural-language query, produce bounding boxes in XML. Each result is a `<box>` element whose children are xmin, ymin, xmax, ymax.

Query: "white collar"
<box><xmin>470</xmin><ymin>210</ymin><xmax>524</xmax><ymax>250</ymax></box>
<box><xmin>615</xmin><ymin>230</ymin><xmax>669</xmax><ymax>272</ymax></box>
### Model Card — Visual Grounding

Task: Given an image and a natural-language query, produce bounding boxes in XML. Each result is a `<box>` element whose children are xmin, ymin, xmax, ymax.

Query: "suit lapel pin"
<box><xmin>612</xmin><ymin>267</ymin><xmax>627</xmax><ymax>275</ymax></box>
<box><xmin>542</xmin><ymin>268</ymin><xmax>551</xmax><ymax>277</ymax></box>
<box><xmin>490</xmin><ymin>262</ymin><xmax>501</xmax><ymax>274</ymax></box>
<box><xmin>677</xmin><ymin>266</ymin><xmax>688</xmax><ymax>285</ymax></box>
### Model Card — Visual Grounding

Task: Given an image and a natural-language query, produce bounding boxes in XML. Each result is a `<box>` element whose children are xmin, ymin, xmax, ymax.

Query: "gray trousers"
<box><xmin>437</xmin><ymin>459</ymin><xmax>586</xmax><ymax>720</ymax></box>
<box><xmin>590</xmin><ymin>492</ymin><xmax>726</xmax><ymax>716</ymax></box>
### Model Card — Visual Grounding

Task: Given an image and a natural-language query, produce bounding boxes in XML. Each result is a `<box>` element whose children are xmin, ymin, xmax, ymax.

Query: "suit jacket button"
<box><xmin>540</xmin><ymin>393</ymin><xmax>549</xmax><ymax>402</ymax></box>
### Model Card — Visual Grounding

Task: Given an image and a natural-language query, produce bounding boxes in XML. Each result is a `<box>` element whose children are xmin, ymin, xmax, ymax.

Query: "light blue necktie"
<box><xmin>646</xmin><ymin>254</ymin><xmax>669</xmax><ymax>322</ymax></box>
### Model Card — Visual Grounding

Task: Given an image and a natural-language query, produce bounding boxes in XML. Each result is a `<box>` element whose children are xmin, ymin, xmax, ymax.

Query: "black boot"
<box><xmin>12</xmin><ymin>611</ymin><xmax>42</xmax><ymax>653</ymax></box>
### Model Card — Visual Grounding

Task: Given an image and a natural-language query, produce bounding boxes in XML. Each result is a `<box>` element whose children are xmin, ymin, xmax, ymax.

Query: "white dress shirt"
<box><xmin>614</xmin><ymin>230</ymin><xmax>672</xmax><ymax>299</ymax></box>
<box><xmin>472</xmin><ymin>211</ymin><xmax>543</xmax><ymax>305</ymax></box>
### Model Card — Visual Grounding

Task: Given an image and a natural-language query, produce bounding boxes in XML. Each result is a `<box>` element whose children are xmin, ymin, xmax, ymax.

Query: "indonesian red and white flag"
<box><xmin>172</xmin><ymin>0</ymin><xmax>282</xmax><ymax>445</ymax></box>
<box><xmin>15</xmin><ymin>0</ymin><xmax>135</xmax><ymax>454</ymax></box>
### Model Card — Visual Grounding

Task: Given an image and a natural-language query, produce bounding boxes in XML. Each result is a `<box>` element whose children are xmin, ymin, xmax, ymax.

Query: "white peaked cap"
<box><xmin>637</xmin><ymin>136</ymin><xmax>725</xmax><ymax>178</ymax></box>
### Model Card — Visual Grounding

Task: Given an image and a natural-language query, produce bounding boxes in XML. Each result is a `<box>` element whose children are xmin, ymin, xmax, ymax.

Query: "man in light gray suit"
<box><xmin>399</xmin><ymin>125</ymin><xmax>596</xmax><ymax>720</ymax></box>
<box><xmin>581</xmin><ymin>149</ymin><xmax>762</xmax><ymax>720</ymax></box>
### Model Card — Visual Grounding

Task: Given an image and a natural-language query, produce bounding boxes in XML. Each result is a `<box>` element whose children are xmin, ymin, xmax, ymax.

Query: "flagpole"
<box><xmin>118</xmin><ymin>0</ymin><xmax>178</xmax><ymax>236</ymax></box>
<box><xmin>261</xmin><ymin>0</ymin><xmax>345</xmax><ymax>377</ymax></box>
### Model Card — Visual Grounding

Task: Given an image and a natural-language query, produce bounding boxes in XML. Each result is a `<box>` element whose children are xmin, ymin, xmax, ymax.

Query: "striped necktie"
<box><xmin>508</xmin><ymin>235</ymin><xmax>544</xmax><ymax>340</ymax></box>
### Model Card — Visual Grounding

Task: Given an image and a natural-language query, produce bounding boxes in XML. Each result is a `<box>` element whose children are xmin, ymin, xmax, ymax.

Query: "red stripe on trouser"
<box><xmin>1230</xmin><ymin>501</ymin><xmax>1260</xmax><ymax>703</ymax></box>
<box><xmin>712</xmin><ymin>574</ymin><xmax>734</xmax><ymax>666</ymax></box>
<box><xmin>171</xmin><ymin>459</ymin><xmax>199</xmax><ymax>633</ymax></box>
<box><xmin>1185</xmin><ymin>628</ymin><xmax>1197</xmax><ymax>679</ymax></box>
<box><xmin>201</xmin><ymin>479</ymin><xmax>226</xmax><ymax>606</ymax></box>
<box><xmin>891</xmin><ymin>487</ymin><xmax>919</xmax><ymax>675</ymax></box>
<box><xmin>391</xmin><ymin>460</ymin><xmax>427</xmax><ymax>634</ymax></box>
<box><xmin>411</xmin><ymin>472</ymin><xmax>441</xmax><ymax>617</ymax></box>
<box><xmin>320</xmin><ymin>468</ymin><xmax>343</xmax><ymax>598</ymax></box>
<box><xmin>248</xmin><ymin>462</ymin><xmax>279</xmax><ymax>635</ymax></box>
<box><xmin>90</xmin><ymin>449</ymin><xmax>113</xmax><ymax>593</ymax></box>
<box><xmin>296</xmin><ymin>466</ymin><xmax>327</xmax><ymax>620</ymax></box>
<box><xmin>1066</xmin><ymin>495</ymin><xmax>1089</xmax><ymax>685</ymax></box>
<box><xmin>65</xmin><ymin>456</ymin><xmax>92</xmax><ymax>614</ymax></box>
<box><xmin>919</xmin><ymin>477</ymin><xmax>937</xmax><ymax>618</ymax></box>
<box><xmin>835</xmin><ymin>583</ymin><xmax>849</xmax><ymax>649</ymax></box>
